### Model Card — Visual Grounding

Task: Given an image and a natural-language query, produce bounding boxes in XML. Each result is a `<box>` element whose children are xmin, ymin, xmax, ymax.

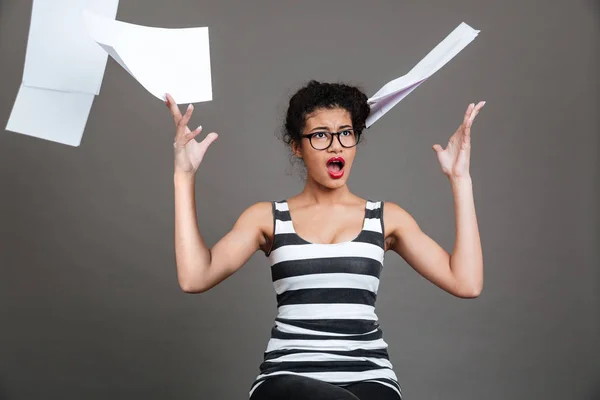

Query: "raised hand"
<box><xmin>165</xmin><ymin>93</ymin><xmax>218</xmax><ymax>175</ymax></box>
<box><xmin>433</xmin><ymin>101</ymin><xmax>485</xmax><ymax>179</ymax></box>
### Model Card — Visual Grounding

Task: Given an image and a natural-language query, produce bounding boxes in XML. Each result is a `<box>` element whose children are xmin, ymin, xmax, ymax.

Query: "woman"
<box><xmin>165</xmin><ymin>81</ymin><xmax>484</xmax><ymax>400</ymax></box>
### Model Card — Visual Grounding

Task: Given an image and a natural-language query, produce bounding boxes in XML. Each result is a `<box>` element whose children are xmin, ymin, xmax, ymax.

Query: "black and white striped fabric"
<box><xmin>248</xmin><ymin>200</ymin><xmax>402</xmax><ymax>399</ymax></box>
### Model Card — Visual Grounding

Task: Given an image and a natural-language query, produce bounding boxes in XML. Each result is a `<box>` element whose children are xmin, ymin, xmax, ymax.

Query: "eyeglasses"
<box><xmin>301</xmin><ymin>129</ymin><xmax>361</xmax><ymax>150</ymax></box>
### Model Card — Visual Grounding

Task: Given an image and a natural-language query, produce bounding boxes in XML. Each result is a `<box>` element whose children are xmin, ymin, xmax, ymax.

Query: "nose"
<box><xmin>327</xmin><ymin>134</ymin><xmax>343</xmax><ymax>153</ymax></box>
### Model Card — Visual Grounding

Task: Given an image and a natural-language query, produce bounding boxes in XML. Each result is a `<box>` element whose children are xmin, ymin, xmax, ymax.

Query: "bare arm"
<box><xmin>384</xmin><ymin>181</ymin><xmax>483</xmax><ymax>299</ymax></box>
<box><xmin>174</xmin><ymin>172</ymin><xmax>270</xmax><ymax>293</ymax></box>
<box><xmin>165</xmin><ymin>93</ymin><xmax>271</xmax><ymax>293</ymax></box>
<box><xmin>385</xmin><ymin>102</ymin><xmax>485</xmax><ymax>298</ymax></box>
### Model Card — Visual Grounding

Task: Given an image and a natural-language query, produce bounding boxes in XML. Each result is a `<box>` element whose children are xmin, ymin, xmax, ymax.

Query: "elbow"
<box><xmin>176</xmin><ymin>260</ymin><xmax>212</xmax><ymax>293</ymax></box>
<box><xmin>177</xmin><ymin>275</ymin><xmax>209</xmax><ymax>294</ymax></box>
<box><xmin>456</xmin><ymin>283</ymin><xmax>483</xmax><ymax>299</ymax></box>
<box><xmin>459</xmin><ymin>287</ymin><xmax>482</xmax><ymax>299</ymax></box>
<box><xmin>179</xmin><ymin>282</ymin><xmax>209</xmax><ymax>294</ymax></box>
<box><xmin>179</xmin><ymin>282</ymin><xmax>206</xmax><ymax>294</ymax></box>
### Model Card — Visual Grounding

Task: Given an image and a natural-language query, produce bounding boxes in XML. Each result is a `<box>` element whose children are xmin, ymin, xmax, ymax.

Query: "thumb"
<box><xmin>204</xmin><ymin>132</ymin><xmax>219</xmax><ymax>145</ymax></box>
<box><xmin>198</xmin><ymin>132</ymin><xmax>219</xmax><ymax>152</ymax></box>
<box><xmin>432</xmin><ymin>144</ymin><xmax>444</xmax><ymax>153</ymax></box>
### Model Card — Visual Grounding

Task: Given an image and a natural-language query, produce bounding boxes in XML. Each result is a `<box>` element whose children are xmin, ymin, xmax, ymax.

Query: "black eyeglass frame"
<box><xmin>301</xmin><ymin>128</ymin><xmax>363</xmax><ymax>151</ymax></box>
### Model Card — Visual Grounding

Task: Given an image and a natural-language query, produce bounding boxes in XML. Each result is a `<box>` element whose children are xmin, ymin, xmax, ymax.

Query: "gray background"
<box><xmin>1</xmin><ymin>0</ymin><xmax>599</xmax><ymax>399</ymax></box>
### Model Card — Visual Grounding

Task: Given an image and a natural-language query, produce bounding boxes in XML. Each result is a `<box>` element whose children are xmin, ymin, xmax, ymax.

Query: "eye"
<box><xmin>340</xmin><ymin>130</ymin><xmax>352</xmax><ymax>136</ymax></box>
<box><xmin>312</xmin><ymin>132</ymin><xmax>328</xmax><ymax>139</ymax></box>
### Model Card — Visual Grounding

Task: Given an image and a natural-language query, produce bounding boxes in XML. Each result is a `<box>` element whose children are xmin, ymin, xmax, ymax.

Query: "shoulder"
<box><xmin>237</xmin><ymin>201</ymin><xmax>273</xmax><ymax>227</ymax></box>
<box><xmin>382</xmin><ymin>201</ymin><xmax>420</xmax><ymax>239</ymax></box>
<box><xmin>382</xmin><ymin>201</ymin><xmax>408</xmax><ymax>217</ymax></box>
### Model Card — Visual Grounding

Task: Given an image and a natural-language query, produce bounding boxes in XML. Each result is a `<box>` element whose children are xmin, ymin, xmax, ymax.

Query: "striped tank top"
<box><xmin>249</xmin><ymin>199</ymin><xmax>402</xmax><ymax>399</ymax></box>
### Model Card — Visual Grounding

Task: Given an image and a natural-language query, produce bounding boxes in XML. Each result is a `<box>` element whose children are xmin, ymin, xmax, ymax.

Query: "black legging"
<box><xmin>250</xmin><ymin>375</ymin><xmax>401</xmax><ymax>400</ymax></box>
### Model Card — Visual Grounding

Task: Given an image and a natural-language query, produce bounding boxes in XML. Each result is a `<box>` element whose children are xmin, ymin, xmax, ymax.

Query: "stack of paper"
<box><xmin>366</xmin><ymin>22</ymin><xmax>480</xmax><ymax>127</ymax></box>
<box><xmin>5</xmin><ymin>3</ymin><xmax>213</xmax><ymax>147</ymax></box>
<box><xmin>6</xmin><ymin>0</ymin><xmax>120</xmax><ymax>147</ymax></box>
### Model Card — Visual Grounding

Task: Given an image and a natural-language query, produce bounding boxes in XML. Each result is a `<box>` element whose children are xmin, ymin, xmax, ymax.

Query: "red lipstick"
<box><xmin>326</xmin><ymin>156</ymin><xmax>345</xmax><ymax>179</ymax></box>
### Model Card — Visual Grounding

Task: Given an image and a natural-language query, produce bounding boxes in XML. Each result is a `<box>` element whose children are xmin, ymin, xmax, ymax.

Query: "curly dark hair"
<box><xmin>282</xmin><ymin>80</ymin><xmax>371</xmax><ymax>147</ymax></box>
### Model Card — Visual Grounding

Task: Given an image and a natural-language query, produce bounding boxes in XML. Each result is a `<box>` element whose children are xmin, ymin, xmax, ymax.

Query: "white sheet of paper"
<box><xmin>6</xmin><ymin>0</ymin><xmax>119</xmax><ymax>146</ymax></box>
<box><xmin>366</xmin><ymin>22</ymin><xmax>480</xmax><ymax>127</ymax></box>
<box><xmin>84</xmin><ymin>11</ymin><xmax>213</xmax><ymax>104</ymax></box>
<box><xmin>6</xmin><ymin>86</ymin><xmax>95</xmax><ymax>147</ymax></box>
<box><xmin>23</xmin><ymin>0</ymin><xmax>119</xmax><ymax>95</ymax></box>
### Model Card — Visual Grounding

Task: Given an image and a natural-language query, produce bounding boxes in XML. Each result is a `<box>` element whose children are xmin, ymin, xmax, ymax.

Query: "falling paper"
<box><xmin>23</xmin><ymin>0</ymin><xmax>120</xmax><ymax>95</ymax></box>
<box><xmin>84</xmin><ymin>11</ymin><xmax>213</xmax><ymax>104</ymax></box>
<box><xmin>366</xmin><ymin>22</ymin><xmax>480</xmax><ymax>128</ymax></box>
<box><xmin>6</xmin><ymin>87</ymin><xmax>95</xmax><ymax>146</ymax></box>
<box><xmin>6</xmin><ymin>0</ymin><xmax>119</xmax><ymax>146</ymax></box>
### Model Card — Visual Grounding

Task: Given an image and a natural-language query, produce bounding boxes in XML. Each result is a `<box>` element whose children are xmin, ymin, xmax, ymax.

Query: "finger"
<box><xmin>174</xmin><ymin>125</ymin><xmax>202</xmax><ymax>149</ymax></box>
<box><xmin>183</xmin><ymin>125</ymin><xmax>204</xmax><ymax>142</ymax></box>
<box><xmin>197</xmin><ymin>132</ymin><xmax>219</xmax><ymax>152</ymax></box>
<box><xmin>463</xmin><ymin>103</ymin><xmax>474</xmax><ymax>126</ymax></box>
<box><xmin>464</xmin><ymin>119</ymin><xmax>472</xmax><ymax>135</ymax></box>
<box><xmin>468</xmin><ymin>101</ymin><xmax>486</xmax><ymax>124</ymax></box>
<box><xmin>165</xmin><ymin>93</ymin><xmax>175</xmax><ymax>106</ymax></box>
<box><xmin>465</xmin><ymin>101</ymin><xmax>486</xmax><ymax>133</ymax></box>
<box><xmin>432</xmin><ymin>144</ymin><xmax>444</xmax><ymax>153</ymax></box>
<box><xmin>176</xmin><ymin>104</ymin><xmax>194</xmax><ymax>136</ymax></box>
<box><xmin>166</xmin><ymin>94</ymin><xmax>183</xmax><ymax>124</ymax></box>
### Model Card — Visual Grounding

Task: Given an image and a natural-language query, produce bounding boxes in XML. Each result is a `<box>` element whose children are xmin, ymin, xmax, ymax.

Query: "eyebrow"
<box><xmin>310</xmin><ymin>124</ymin><xmax>352</xmax><ymax>132</ymax></box>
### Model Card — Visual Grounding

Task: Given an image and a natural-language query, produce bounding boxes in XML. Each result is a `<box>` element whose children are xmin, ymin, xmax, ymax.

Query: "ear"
<box><xmin>291</xmin><ymin>140</ymin><xmax>303</xmax><ymax>159</ymax></box>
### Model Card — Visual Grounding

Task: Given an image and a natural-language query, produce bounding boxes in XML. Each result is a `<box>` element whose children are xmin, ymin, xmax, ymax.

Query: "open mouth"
<box><xmin>326</xmin><ymin>157</ymin><xmax>345</xmax><ymax>179</ymax></box>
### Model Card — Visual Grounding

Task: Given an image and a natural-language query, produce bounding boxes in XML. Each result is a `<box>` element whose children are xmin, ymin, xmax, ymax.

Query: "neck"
<box><xmin>301</xmin><ymin>176</ymin><xmax>352</xmax><ymax>205</ymax></box>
